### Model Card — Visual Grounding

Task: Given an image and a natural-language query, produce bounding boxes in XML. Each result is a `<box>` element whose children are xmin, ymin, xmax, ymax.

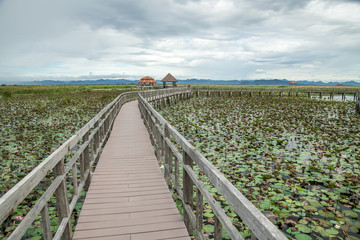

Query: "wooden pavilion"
<box><xmin>289</xmin><ymin>81</ymin><xmax>296</xmax><ymax>86</ymax></box>
<box><xmin>161</xmin><ymin>73</ymin><xmax>178</xmax><ymax>88</ymax></box>
<box><xmin>337</xmin><ymin>83</ymin><xmax>343</xmax><ymax>86</ymax></box>
<box><xmin>138</xmin><ymin>76</ymin><xmax>157</xmax><ymax>86</ymax></box>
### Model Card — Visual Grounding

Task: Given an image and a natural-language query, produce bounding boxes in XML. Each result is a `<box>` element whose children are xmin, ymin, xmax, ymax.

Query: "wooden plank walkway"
<box><xmin>73</xmin><ymin>101</ymin><xmax>190</xmax><ymax>240</ymax></box>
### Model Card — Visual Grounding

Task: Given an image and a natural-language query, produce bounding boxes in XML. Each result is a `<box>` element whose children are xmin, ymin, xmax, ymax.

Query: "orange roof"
<box><xmin>337</xmin><ymin>83</ymin><xmax>343</xmax><ymax>86</ymax></box>
<box><xmin>138</xmin><ymin>76</ymin><xmax>157</xmax><ymax>83</ymax></box>
<box><xmin>289</xmin><ymin>81</ymin><xmax>296</xmax><ymax>85</ymax></box>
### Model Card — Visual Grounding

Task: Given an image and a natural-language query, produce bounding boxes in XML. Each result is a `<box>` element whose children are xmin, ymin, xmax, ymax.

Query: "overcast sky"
<box><xmin>1</xmin><ymin>0</ymin><xmax>360</xmax><ymax>83</ymax></box>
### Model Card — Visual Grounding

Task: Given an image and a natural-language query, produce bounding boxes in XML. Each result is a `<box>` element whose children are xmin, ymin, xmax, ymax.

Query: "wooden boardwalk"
<box><xmin>73</xmin><ymin>101</ymin><xmax>190</xmax><ymax>240</ymax></box>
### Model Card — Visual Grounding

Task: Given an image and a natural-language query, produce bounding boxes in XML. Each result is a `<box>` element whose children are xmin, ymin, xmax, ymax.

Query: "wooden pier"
<box><xmin>73</xmin><ymin>101</ymin><xmax>190</xmax><ymax>240</ymax></box>
<box><xmin>0</xmin><ymin>88</ymin><xmax>288</xmax><ymax>240</ymax></box>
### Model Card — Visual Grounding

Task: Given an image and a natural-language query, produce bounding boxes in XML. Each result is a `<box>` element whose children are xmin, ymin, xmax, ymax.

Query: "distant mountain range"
<box><xmin>16</xmin><ymin>78</ymin><xmax>360</xmax><ymax>86</ymax></box>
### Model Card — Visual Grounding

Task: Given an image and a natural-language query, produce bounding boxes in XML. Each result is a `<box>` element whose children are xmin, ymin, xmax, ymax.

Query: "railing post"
<box><xmin>183</xmin><ymin>151</ymin><xmax>194</xmax><ymax>236</ymax></box>
<box><xmin>54</xmin><ymin>158</ymin><xmax>71</xmax><ymax>240</ymax></box>
<box><xmin>83</xmin><ymin>132</ymin><xmax>91</xmax><ymax>190</ymax></box>
<box><xmin>72</xmin><ymin>164</ymin><xmax>78</xmax><ymax>195</ymax></box>
<box><xmin>174</xmin><ymin>150</ymin><xmax>180</xmax><ymax>190</ymax></box>
<box><xmin>195</xmin><ymin>188</ymin><xmax>203</xmax><ymax>235</ymax></box>
<box><xmin>94</xmin><ymin>121</ymin><xmax>100</xmax><ymax>163</ymax></box>
<box><xmin>164</xmin><ymin>125</ymin><xmax>171</xmax><ymax>185</ymax></box>
<box><xmin>214</xmin><ymin>216</ymin><xmax>223</xmax><ymax>240</ymax></box>
<box><xmin>40</xmin><ymin>204</ymin><xmax>52</xmax><ymax>240</ymax></box>
<box><xmin>308</xmin><ymin>92</ymin><xmax>311</xmax><ymax>98</ymax></box>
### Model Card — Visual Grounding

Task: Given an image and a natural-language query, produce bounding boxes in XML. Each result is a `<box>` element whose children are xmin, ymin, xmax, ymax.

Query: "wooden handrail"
<box><xmin>194</xmin><ymin>89</ymin><xmax>360</xmax><ymax>101</ymax></box>
<box><xmin>138</xmin><ymin>88</ymin><xmax>287</xmax><ymax>240</ymax></box>
<box><xmin>0</xmin><ymin>91</ymin><xmax>138</xmax><ymax>240</ymax></box>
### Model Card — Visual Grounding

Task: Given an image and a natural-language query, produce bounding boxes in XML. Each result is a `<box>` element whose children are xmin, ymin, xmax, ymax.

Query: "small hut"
<box><xmin>161</xmin><ymin>73</ymin><xmax>178</xmax><ymax>88</ymax></box>
<box><xmin>289</xmin><ymin>81</ymin><xmax>297</xmax><ymax>86</ymax></box>
<box><xmin>138</xmin><ymin>76</ymin><xmax>157</xmax><ymax>86</ymax></box>
<box><xmin>337</xmin><ymin>83</ymin><xmax>343</xmax><ymax>86</ymax></box>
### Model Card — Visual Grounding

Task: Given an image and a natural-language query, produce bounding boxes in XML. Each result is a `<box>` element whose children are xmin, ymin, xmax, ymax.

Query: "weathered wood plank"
<box><xmin>195</xmin><ymin>188</ymin><xmax>203</xmax><ymax>232</ymax></box>
<box><xmin>214</xmin><ymin>216</ymin><xmax>222</xmax><ymax>240</ymax></box>
<box><xmin>183</xmin><ymin>151</ymin><xmax>194</xmax><ymax>236</ymax></box>
<box><xmin>40</xmin><ymin>205</ymin><xmax>52</xmax><ymax>240</ymax></box>
<box><xmin>54</xmin><ymin>159</ymin><xmax>72</xmax><ymax>239</ymax></box>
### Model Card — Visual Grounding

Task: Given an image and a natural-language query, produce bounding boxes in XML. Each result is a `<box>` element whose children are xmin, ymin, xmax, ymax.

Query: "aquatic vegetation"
<box><xmin>159</xmin><ymin>95</ymin><xmax>360</xmax><ymax>240</ymax></box>
<box><xmin>0</xmin><ymin>90</ymin><xmax>129</xmax><ymax>195</ymax></box>
<box><xmin>0</xmin><ymin>89</ymin><xmax>130</xmax><ymax>238</ymax></box>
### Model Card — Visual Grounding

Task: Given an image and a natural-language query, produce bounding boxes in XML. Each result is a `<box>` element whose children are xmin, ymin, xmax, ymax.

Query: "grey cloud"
<box><xmin>0</xmin><ymin>0</ymin><xmax>359</xmax><ymax>82</ymax></box>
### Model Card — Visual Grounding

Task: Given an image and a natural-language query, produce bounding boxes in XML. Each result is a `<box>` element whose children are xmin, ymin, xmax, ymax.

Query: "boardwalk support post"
<box><xmin>195</xmin><ymin>188</ymin><xmax>203</xmax><ymax>236</ymax></box>
<box><xmin>40</xmin><ymin>205</ymin><xmax>52</xmax><ymax>240</ymax></box>
<box><xmin>54</xmin><ymin>158</ymin><xmax>72</xmax><ymax>240</ymax></box>
<box><xmin>164</xmin><ymin>125</ymin><xmax>171</xmax><ymax>185</ymax></box>
<box><xmin>214</xmin><ymin>217</ymin><xmax>223</xmax><ymax>240</ymax></box>
<box><xmin>183</xmin><ymin>151</ymin><xmax>194</xmax><ymax>236</ymax></box>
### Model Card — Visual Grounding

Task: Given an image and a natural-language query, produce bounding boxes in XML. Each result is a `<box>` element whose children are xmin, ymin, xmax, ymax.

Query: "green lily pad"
<box><xmin>296</xmin><ymin>224</ymin><xmax>312</xmax><ymax>233</ymax></box>
<box><xmin>326</xmin><ymin>228</ymin><xmax>339</xmax><ymax>235</ymax></box>
<box><xmin>303</xmin><ymin>205</ymin><xmax>317</xmax><ymax>212</ymax></box>
<box><xmin>203</xmin><ymin>211</ymin><xmax>214</xmax><ymax>218</ymax></box>
<box><xmin>354</xmin><ymin>221</ymin><xmax>360</xmax><ymax>229</ymax></box>
<box><xmin>342</xmin><ymin>210</ymin><xmax>358</xmax><ymax>219</ymax></box>
<box><xmin>295</xmin><ymin>233</ymin><xmax>312</xmax><ymax>240</ymax></box>
<box><xmin>308</xmin><ymin>199</ymin><xmax>322</xmax><ymax>208</ymax></box>
<box><xmin>318</xmin><ymin>210</ymin><xmax>335</xmax><ymax>218</ymax></box>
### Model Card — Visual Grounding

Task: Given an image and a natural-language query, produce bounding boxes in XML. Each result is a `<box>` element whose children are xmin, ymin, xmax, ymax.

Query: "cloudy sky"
<box><xmin>1</xmin><ymin>0</ymin><xmax>360</xmax><ymax>83</ymax></box>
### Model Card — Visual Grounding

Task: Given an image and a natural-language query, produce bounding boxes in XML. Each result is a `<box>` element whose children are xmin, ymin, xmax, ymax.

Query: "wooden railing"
<box><xmin>191</xmin><ymin>85</ymin><xmax>360</xmax><ymax>94</ymax></box>
<box><xmin>194</xmin><ymin>90</ymin><xmax>360</xmax><ymax>101</ymax></box>
<box><xmin>138</xmin><ymin>88</ymin><xmax>287</xmax><ymax>240</ymax></box>
<box><xmin>0</xmin><ymin>91</ymin><xmax>138</xmax><ymax>240</ymax></box>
